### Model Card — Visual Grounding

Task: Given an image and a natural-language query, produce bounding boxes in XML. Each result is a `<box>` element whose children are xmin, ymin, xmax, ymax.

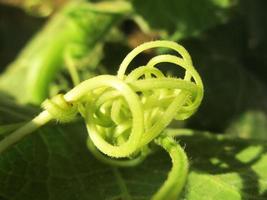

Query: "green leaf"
<box><xmin>0</xmin><ymin>122</ymin><xmax>169</xmax><ymax>200</ymax></box>
<box><xmin>0</xmin><ymin>93</ymin><xmax>38</xmax><ymax>124</ymax></box>
<box><xmin>179</xmin><ymin>131</ymin><xmax>267</xmax><ymax>199</ymax></box>
<box><xmin>132</xmin><ymin>0</ymin><xmax>236</xmax><ymax>40</ymax></box>
<box><xmin>1</xmin><ymin>97</ymin><xmax>267</xmax><ymax>200</ymax></box>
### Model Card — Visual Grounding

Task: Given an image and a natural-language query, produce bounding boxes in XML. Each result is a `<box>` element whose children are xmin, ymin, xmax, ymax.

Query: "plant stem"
<box><xmin>0</xmin><ymin>111</ymin><xmax>52</xmax><ymax>154</ymax></box>
<box><xmin>153</xmin><ymin>136</ymin><xmax>188</xmax><ymax>200</ymax></box>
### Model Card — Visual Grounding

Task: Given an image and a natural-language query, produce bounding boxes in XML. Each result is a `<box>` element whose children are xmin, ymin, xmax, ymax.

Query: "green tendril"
<box><xmin>42</xmin><ymin>94</ymin><xmax>78</xmax><ymax>123</ymax></box>
<box><xmin>153</xmin><ymin>136</ymin><xmax>188</xmax><ymax>200</ymax></box>
<box><xmin>0</xmin><ymin>40</ymin><xmax>204</xmax><ymax>200</ymax></box>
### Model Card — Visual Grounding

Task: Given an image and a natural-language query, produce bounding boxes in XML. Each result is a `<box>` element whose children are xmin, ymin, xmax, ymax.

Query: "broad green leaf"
<box><xmin>132</xmin><ymin>0</ymin><xmax>236</xmax><ymax>40</ymax></box>
<box><xmin>1</xmin><ymin>100</ymin><xmax>267</xmax><ymax>199</ymax></box>
<box><xmin>177</xmin><ymin>130</ymin><xmax>267</xmax><ymax>199</ymax></box>
<box><xmin>0</xmin><ymin>97</ymin><xmax>169</xmax><ymax>200</ymax></box>
<box><xmin>0</xmin><ymin>92</ymin><xmax>38</xmax><ymax>124</ymax></box>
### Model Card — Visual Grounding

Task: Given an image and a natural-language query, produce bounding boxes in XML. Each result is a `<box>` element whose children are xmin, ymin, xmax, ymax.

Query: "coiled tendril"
<box><xmin>49</xmin><ymin>40</ymin><xmax>203</xmax><ymax>158</ymax></box>
<box><xmin>0</xmin><ymin>41</ymin><xmax>203</xmax><ymax>200</ymax></box>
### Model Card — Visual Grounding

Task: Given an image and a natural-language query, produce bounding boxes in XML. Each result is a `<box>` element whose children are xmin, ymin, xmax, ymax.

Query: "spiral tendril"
<box><xmin>43</xmin><ymin>40</ymin><xmax>203</xmax><ymax>159</ymax></box>
<box><xmin>56</xmin><ymin>40</ymin><xmax>203</xmax><ymax>159</ymax></box>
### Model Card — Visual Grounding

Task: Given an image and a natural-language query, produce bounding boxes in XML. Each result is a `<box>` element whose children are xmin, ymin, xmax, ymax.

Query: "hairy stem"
<box><xmin>153</xmin><ymin>136</ymin><xmax>188</xmax><ymax>200</ymax></box>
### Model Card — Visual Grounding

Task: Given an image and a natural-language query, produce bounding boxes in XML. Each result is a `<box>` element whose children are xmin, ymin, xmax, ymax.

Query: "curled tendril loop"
<box><xmin>42</xmin><ymin>94</ymin><xmax>78</xmax><ymax>123</ymax></box>
<box><xmin>45</xmin><ymin>41</ymin><xmax>203</xmax><ymax>160</ymax></box>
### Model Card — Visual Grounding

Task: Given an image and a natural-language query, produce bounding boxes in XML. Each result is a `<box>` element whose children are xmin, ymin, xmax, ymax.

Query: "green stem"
<box><xmin>0</xmin><ymin>123</ymin><xmax>27</xmax><ymax>135</ymax></box>
<box><xmin>0</xmin><ymin>111</ymin><xmax>51</xmax><ymax>154</ymax></box>
<box><xmin>153</xmin><ymin>136</ymin><xmax>188</xmax><ymax>200</ymax></box>
<box><xmin>64</xmin><ymin>49</ymin><xmax>81</xmax><ymax>86</ymax></box>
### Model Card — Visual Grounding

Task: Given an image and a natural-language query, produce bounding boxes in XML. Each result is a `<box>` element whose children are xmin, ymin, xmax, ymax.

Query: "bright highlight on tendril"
<box><xmin>0</xmin><ymin>41</ymin><xmax>204</xmax><ymax>200</ymax></box>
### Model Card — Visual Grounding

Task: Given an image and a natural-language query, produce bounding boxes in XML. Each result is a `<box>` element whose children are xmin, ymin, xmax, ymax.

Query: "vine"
<box><xmin>0</xmin><ymin>40</ymin><xmax>203</xmax><ymax>200</ymax></box>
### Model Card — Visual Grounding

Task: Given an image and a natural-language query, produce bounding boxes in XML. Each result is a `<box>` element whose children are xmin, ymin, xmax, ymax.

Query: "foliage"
<box><xmin>0</xmin><ymin>0</ymin><xmax>267</xmax><ymax>199</ymax></box>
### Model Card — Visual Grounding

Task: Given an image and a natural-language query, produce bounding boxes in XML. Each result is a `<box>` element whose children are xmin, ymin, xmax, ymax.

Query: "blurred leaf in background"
<box><xmin>133</xmin><ymin>0</ymin><xmax>237</xmax><ymax>41</ymax></box>
<box><xmin>0</xmin><ymin>0</ymin><xmax>69</xmax><ymax>16</ymax></box>
<box><xmin>0</xmin><ymin>0</ymin><xmax>124</xmax><ymax>104</ymax></box>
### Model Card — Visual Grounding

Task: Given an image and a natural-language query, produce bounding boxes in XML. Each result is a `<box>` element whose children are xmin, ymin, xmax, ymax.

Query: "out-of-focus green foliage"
<box><xmin>0</xmin><ymin>1</ymin><xmax>124</xmax><ymax>104</ymax></box>
<box><xmin>133</xmin><ymin>0</ymin><xmax>236</xmax><ymax>40</ymax></box>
